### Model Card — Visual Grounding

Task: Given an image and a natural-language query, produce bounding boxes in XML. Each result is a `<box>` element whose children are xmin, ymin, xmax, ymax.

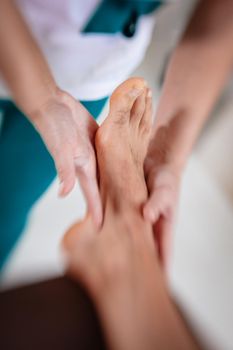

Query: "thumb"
<box><xmin>76</xmin><ymin>160</ymin><xmax>103</xmax><ymax>228</ymax></box>
<box><xmin>143</xmin><ymin>184</ymin><xmax>173</xmax><ymax>223</ymax></box>
<box><xmin>153</xmin><ymin>216</ymin><xmax>172</xmax><ymax>273</ymax></box>
<box><xmin>55</xmin><ymin>149</ymin><xmax>76</xmax><ymax>197</ymax></box>
<box><xmin>143</xmin><ymin>190</ymin><xmax>161</xmax><ymax>223</ymax></box>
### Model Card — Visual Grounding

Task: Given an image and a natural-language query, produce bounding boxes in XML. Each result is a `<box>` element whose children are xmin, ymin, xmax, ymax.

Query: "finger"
<box><xmin>161</xmin><ymin>219</ymin><xmax>173</xmax><ymax>275</ymax></box>
<box><xmin>56</xmin><ymin>150</ymin><xmax>76</xmax><ymax>197</ymax></box>
<box><xmin>154</xmin><ymin>216</ymin><xmax>173</xmax><ymax>274</ymax></box>
<box><xmin>143</xmin><ymin>191</ymin><xmax>161</xmax><ymax>223</ymax></box>
<box><xmin>76</xmin><ymin>162</ymin><xmax>103</xmax><ymax>228</ymax></box>
<box><xmin>153</xmin><ymin>216</ymin><xmax>163</xmax><ymax>258</ymax></box>
<box><xmin>143</xmin><ymin>184</ymin><xmax>174</xmax><ymax>223</ymax></box>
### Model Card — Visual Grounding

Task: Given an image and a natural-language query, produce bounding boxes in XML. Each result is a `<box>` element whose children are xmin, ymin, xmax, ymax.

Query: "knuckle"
<box><xmin>56</xmin><ymin>163</ymin><xmax>65</xmax><ymax>176</ymax></box>
<box><xmin>75</xmin><ymin>152</ymin><xmax>94</xmax><ymax>173</ymax></box>
<box><xmin>57</xmin><ymin>162</ymin><xmax>74</xmax><ymax>180</ymax></box>
<box><xmin>53</xmin><ymin>142</ymin><xmax>72</xmax><ymax>158</ymax></box>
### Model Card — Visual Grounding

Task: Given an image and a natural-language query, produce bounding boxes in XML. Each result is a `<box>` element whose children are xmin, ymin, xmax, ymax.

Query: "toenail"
<box><xmin>147</xmin><ymin>89</ymin><xmax>152</xmax><ymax>98</ymax></box>
<box><xmin>129</xmin><ymin>88</ymin><xmax>144</xmax><ymax>97</ymax></box>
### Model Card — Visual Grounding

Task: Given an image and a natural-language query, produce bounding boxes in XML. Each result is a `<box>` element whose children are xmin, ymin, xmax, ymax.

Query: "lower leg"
<box><xmin>63</xmin><ymin>78</ymin><xmax>201</xmax><ymax>350</ymax></box>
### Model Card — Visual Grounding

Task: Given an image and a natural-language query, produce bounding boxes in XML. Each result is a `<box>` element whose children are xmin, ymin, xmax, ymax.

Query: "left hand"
<box><xmin>30</xmin><ymin>89</ymin><xmax>103</xmax><ymax>226</ymax></box>
<box><xmin>143</xmin><ymin>157</ymin><xmax>181</xmax><ymax>269</ymax></box>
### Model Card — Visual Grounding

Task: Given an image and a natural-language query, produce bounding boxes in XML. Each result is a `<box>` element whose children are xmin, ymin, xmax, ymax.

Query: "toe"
<box><xmin>139</xmin><ymin>88</ymin><xmax>153</xmax><ymax>134</ymax></box>
<box><xmin>130</xmin><ymin>88</ymin><xmax>147</xmax><ymax>127</ymax></box>
<box><xmin>109</xmin><ymin>77</ymin><xmax>147</xmax><ymax>125</ymax></box>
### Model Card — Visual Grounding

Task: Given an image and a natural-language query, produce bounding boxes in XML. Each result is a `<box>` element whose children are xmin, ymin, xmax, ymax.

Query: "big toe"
<box><xmin>109</xmin><ymin>77</ymin><xmax>147</xmax><ymax>125</ymax></box>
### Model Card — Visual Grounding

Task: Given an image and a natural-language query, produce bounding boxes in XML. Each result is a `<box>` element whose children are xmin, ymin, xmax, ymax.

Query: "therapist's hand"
<box><xmin>30</xmin><ymin>88</ymin><xmax>102</xmax><ymax>227</ymax></box>
<box><xmin>143</xmin><ymin>151</ymin><xmax>181</xmax><ymax>271</ymax></box>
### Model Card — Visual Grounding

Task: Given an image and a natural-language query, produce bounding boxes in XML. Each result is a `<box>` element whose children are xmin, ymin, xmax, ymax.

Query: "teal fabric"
<box><xmin>0</xmin><ymin>97</ymin><xmax>107</xmax><ymax>270</ymax></box>
<box><xmin>83</xmin><ymin>0</ymin><xmax>162</xmax><ymax>35</ymax></box>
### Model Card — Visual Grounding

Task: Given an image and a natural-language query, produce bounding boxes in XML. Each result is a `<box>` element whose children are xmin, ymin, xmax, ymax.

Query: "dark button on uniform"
<box><xmin>123</xmin><ymin>10</ymin><xmax>138</xmax><ymax>37</ymax></box>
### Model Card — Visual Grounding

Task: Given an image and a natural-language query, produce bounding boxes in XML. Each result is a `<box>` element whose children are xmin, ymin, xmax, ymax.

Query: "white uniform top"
<box><xmin>0</xmin><ymin>0</ymin><xmax>157</xmax><ymax>101</ymax></box>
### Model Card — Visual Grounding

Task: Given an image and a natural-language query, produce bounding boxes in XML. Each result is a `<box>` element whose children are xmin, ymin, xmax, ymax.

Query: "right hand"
<box><xmin>143</xmin><ymin>162</ymin><xmax>181</xmax><ymax>270</ymax></box>
<box><xmin>30</xmin><ymin>88</ymin><xmax>102</xmax><ymax>227</ymax></box>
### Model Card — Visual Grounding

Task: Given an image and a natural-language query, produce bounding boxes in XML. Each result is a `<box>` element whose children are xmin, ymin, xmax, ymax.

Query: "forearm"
<box><xmin>0</xmin><ymin>0</ymin><xmax>57</xmax><ymax>115</ymax></box>
<box><xmin>150</xmin><ymin>0</ymin><xmax>233</xmax><ymax>172</ymax></box>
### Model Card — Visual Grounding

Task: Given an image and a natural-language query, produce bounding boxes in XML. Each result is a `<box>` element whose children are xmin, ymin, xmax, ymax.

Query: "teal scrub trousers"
<box><xmin>0</xmin><ymin>98</ymin><xmax>107</xmax><ymax>270</ymax></box>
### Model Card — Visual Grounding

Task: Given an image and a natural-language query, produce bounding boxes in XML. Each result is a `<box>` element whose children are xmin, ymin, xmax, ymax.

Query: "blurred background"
<box><xmin>1</xmin><ymin>1</ymin><xmax>233</xmax><ymax>349</ymax></box>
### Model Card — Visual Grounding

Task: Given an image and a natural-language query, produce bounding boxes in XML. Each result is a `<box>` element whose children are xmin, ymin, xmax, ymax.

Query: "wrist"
<box><xmin>13</xmin><ymin>73</ymin><xmax>59</xmax><ymax>118</ymax></box>
<box><xmin>27</xmin><ymin>86</ymin><xmax>74</xmax><ymax>124</ymax></box>
<box><xmin>146</xmin><ymin>119</ymin><xmax>192</xmax><ymax>177</ymax></box>
<box><xmin>145</xmin><ymin>149</ymin><xmax>185</xmax><ymax>182</ymax></box>
<box><xmin>146</xmin><ymin>164</ymin><xmax>182</xmax><ymax>197</ymax></box>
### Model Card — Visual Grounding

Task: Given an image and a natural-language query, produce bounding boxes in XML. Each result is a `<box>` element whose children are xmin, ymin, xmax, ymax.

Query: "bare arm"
<box><xmin>0</xmin><ymin>0</ymin><xmax>102</xmax><ymax>225</ymax></box>
<box><xmin>0</xmin><ymin>0</ymin><xmax>57</xmax><ymax>115</ymax></box>
<box><xmin>144</xmin><ymin>0</ymin><xmax>233</xmax><ymax>265</ymax></box>
<box><xmin>149</xmin><ymin>0</ymin><xmax>233</xmax><ymax>172</ymax></box>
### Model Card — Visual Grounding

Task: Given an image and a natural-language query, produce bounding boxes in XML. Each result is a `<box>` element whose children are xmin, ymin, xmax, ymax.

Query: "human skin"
<box><xmin>1</xmin><ymin>0</ymin><xmax>233</xmax><ymax>255</ymax></box>
<box><xmin>0</xmin><ymin>0</ymin><xmax>102</xmax><ymax>225</ymax></box>
<box><xmin>63</xmin><ymin>78</ymin><xmax>201</xmax><ymax>350</ymax></box>
<box><xmin>143</xmin><ymin>0</ymin><xmax>233</xmax><ymax>267</ymax></box>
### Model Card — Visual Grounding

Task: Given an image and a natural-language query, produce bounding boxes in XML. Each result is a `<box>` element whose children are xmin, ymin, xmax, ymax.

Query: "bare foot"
<box><xmin>63</xmin><ymin>77</ymin><xmax>155</xmax><ymax>286</ymax></box>
<box><xmin>95</xmin><ymin>77</ymin><xmax>152</xmax><ymax>214</ymax></box>
<box><xmin>62</xmin><ymin>78</ymin><xmax>200</xmax><ymax>350</ymax></box>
